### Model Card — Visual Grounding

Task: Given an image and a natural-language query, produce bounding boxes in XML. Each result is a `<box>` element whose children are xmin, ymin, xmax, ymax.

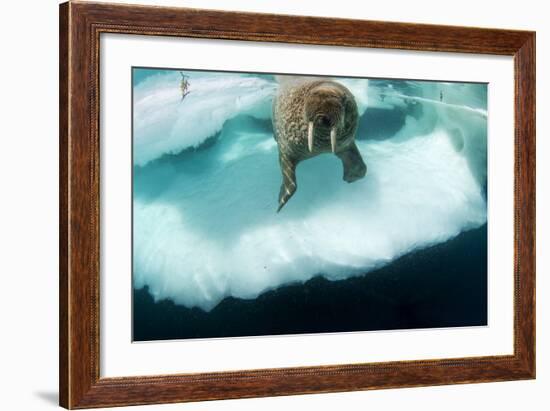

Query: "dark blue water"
<box><xmin>133</xmin><ymin>224</ymin><xmax>487</xmax><ymax>341</ymax></box>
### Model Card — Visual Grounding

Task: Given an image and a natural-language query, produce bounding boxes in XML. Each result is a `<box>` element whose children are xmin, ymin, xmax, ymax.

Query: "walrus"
<box><xmin>272</xmin><ymin>77</ymin><xmax>367</xmax><ymax>211</ymax></box>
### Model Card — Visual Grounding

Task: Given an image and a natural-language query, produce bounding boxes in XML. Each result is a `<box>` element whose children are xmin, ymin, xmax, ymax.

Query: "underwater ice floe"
<box><xmin>132</xmin><ymin>71</ymin><xmax>487</xmax><ymax>311</ymax></box>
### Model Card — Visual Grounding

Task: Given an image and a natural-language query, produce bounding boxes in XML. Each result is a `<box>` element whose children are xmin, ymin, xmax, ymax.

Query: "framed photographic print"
<box><xmin>59</xmin><ymin>1</ymin><xmax>535</xmax><ymax>409</ymax></box>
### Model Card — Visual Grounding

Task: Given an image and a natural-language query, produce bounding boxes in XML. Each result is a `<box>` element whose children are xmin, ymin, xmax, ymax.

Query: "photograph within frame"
<box><xmin>60</xmin><ymin>2</ymin><xmax>535</xmax><ymax>408</ymax></box>
<box><xmin>131</xmin><ymin>67</ymin><xmax>488</xmax><ymax>342</ymax></box>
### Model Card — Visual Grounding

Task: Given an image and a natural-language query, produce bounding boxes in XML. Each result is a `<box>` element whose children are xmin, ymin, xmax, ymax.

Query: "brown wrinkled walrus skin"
<box><xmin>272</xmin><ymin>77</ymin><xmax>367</xmax><ymax>211</ymax></box>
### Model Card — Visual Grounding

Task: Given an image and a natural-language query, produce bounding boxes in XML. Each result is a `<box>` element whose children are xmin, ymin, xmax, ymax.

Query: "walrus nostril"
<box><xmin>320</xmin><ymin>116</ymin><xmax>331</xmax><ymax>127</ymax></box>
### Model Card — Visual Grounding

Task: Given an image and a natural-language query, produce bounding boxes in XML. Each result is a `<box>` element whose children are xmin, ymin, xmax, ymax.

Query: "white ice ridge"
<box><xmin>133</xmin><ymin>128</ymin><xmax>487</xmax><ymax>311</ymax></box>
<box><xmin>133</xmin><ymin>72</ymin><xmax>369</xmax><ymax>166</ymax></box>
<box><xmin>133</xmin><ymin>72</ymin><xmax>276</xmax><ymax>166</ymax></box>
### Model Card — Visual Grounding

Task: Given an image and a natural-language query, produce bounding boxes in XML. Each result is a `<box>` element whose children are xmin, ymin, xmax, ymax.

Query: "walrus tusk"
<box><xmin>330</xmin><ymin>127</ymin><xmax>337</xmax><ymax>153</ymax></box>
<box><xmin>308</xmin><ymin>121</ymin><xmax>314</xmax><ymax>152</ymax></box>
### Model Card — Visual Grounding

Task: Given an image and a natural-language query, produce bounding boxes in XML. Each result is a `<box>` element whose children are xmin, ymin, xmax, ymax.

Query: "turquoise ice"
<box><xmin>132</xmin><ymin>69</ymin><xmax>488</xmax><ymax>311</ymax></box>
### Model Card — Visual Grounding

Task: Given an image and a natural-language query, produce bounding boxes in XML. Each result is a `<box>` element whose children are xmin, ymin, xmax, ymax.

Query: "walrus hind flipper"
<box><xmin>337</xmin><ymin>143</ymin><xmax>367</xmax><ymax>183</ymax></box>
<box><xmin>277</xmin><ymin>152</ymin><xmax>298</xmax><ymax>212</ymax></box>
<box><xmin>277</xmin><ymin>183</ymin><xmax>296</xmax><ymax>212</ymax></box>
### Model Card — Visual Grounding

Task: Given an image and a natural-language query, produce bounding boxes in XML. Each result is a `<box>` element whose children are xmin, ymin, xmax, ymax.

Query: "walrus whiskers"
<box><xmin>308</xmin><ymin>121</ymin><xmax>314</xmax><ymax>152</ymax></box>
<box><xmin>330</xmin><ymin>127</ymin><xmax>337</xmax><ymax>153</ymax></box>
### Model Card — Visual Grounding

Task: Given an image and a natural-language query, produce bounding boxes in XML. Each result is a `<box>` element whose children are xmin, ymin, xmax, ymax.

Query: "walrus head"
<box><xmin>303</xmin><ymin>82</ymin><xmax>356</xmax><ymax>154</ymax></box>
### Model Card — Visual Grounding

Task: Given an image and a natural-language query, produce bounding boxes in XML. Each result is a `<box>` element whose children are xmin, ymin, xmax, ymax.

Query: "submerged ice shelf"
<box><xmin>132</xmin><ymin>71</ymin><xmax>488</xmax><ymax>311</ymax></box>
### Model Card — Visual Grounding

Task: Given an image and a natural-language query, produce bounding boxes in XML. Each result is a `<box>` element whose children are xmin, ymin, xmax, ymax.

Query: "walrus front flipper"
<box><xmin>337</xmin><ymin>142</ymin><xmax>367</xmax><ymax>183</ymax></box>
<box><xmin>277</xmin><ymin>151</ymin><xmax>298</xmax><ymax>212</ymax></box>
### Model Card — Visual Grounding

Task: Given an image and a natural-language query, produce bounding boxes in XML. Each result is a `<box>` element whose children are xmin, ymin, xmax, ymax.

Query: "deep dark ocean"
<box><xmin>133</xmin><ymin>224</ymin><xmax>487</xmax><ymax>341</ymax></box>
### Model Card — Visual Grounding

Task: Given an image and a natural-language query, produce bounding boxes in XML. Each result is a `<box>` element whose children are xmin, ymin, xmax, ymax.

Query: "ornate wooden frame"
<box><xmin>59</xmin><ymin>1</ymin><xmax>536</xmax><ymax>408</ymax></box>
